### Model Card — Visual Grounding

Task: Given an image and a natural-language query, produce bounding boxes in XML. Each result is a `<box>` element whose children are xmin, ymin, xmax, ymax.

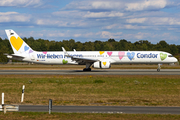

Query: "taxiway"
<box><xmin>19</xmin><ymin>105</ymin><xmax>180</xmax><ymax>114</ymax></box>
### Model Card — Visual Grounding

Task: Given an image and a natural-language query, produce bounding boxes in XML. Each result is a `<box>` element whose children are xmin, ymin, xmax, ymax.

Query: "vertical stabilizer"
<box><xmin>5</xmin><ymin>29</ymin><xmax>33</xmax><ymax>54</ymax></box>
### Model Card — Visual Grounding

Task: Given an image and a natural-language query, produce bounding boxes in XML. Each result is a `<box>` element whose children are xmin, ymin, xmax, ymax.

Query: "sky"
<box><xmin>0</xmin><ymin>0</ymin><xmax>180</xmax><ymax>44</ymax></box>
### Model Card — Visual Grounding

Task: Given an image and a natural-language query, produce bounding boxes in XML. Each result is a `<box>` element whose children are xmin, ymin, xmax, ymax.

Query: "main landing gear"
<box><xmin>83</xmin><ymin>62</ymin><xmax>93</xmax><ymax>71</ymax></box>
<box><xmin>157</xmin><ymin>64</ymin><xmax>161</xmax><ymax>72</ymax></box>
<box><xmin>83</xmin><ymin>68</ymin><xmax>91</xmax><ymax>71</ymax></box>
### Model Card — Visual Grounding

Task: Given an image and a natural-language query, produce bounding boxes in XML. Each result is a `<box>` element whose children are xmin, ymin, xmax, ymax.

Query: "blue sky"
<box><xmin>1</xmin><ymin>0</ymin><xmax>180</xmax><ymax>44</ymax></box>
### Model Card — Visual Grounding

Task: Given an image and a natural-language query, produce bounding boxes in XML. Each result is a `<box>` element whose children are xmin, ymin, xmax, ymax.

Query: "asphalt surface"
<box><xmin>0</xmin><ymin>69</ymin><xmax>180</xmax><ymax>75</ymax></box>
<box><xmin>19</xmin><ymin>105</ymin><xmax>180</xmax><ymax>114</ymax></box>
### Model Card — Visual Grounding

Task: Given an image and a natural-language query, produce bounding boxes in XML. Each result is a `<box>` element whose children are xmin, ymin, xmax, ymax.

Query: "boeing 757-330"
<box><xmin>4</xmin><ymin>30</ymin><xmax>178</xmax><ymax>71</ymax></box>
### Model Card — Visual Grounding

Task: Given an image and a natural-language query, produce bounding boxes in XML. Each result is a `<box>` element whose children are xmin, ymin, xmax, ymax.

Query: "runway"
<box><xmin>0</xmin><ymin>69</ymin><xmax>180</xmax><ymax>75</ymax></box>
<box><xmin>19</xmin><ymin>105</ymin><xmax>180</xmax><ymax>114</ymax></box>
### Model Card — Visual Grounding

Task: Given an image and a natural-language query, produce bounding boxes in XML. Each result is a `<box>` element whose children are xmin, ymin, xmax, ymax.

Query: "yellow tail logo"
<box><xmin>10</xmin><ymin>36</ymin><xmax>23</xmax><ymax>51</ymax></box>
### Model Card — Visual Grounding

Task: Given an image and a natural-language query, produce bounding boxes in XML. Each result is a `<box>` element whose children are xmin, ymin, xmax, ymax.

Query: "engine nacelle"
<box><xmin>93</xmin><ymin>61</ymin><xmax>111</xmax><ymax>69</ymax></box>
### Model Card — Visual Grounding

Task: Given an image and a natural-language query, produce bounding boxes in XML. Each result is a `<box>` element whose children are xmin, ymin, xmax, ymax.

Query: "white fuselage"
<box><xmin>22</xmin><ymin>51</ymin><xmax>177</xmax><ymax>65</ymax></box>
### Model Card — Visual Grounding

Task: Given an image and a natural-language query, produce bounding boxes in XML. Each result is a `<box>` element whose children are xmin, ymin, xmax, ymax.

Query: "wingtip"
<box><xmin>62</xmin><ymin>47</ymin><xmax>66</xmax><ymax>52</ymax></box>
<box><xmin>62</xmin><ymin>47</ymin><xmax>69</xmax><ymax>56</ymax></box>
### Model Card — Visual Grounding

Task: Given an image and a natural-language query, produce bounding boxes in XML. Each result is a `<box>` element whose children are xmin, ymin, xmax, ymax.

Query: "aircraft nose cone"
<box><xmin>174</xmin><ymin>57</ymin><xmax>178</xmax><ymax>62</ymax></box>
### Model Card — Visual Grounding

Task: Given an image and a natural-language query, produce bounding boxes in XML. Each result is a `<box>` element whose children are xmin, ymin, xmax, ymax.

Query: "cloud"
<box><xmin>0</xmin><ymin>0</ymin><xmax>43</xmax><ymax>7</ymax></box>
<box><xmin>64</xmin><ymin>0</ymin><xmax>145</xmax><ymax>12</ymax></box>
<box><xmin>122</xmin><ymin>25</ymin><xmax>147</xmax><ymax>29</ymax></box>
<box><xmin>63</xmin><ymin>0</ymin><xmax>178</xmax><ymax>12</ymax></box>
<box><xmin>49</xmin><ymin>0</ymin><xmax>180</xmax><ymax>30</ymax></box>
<box><xmin>52</xmin><ymin>10</ymin><xmax>84</xmax><ymax>18</ymax></box>
<box><xmin>97</xmin><ymin>31</ymin><xmax>122</xmax><ymax>39</ymax></box>
<box><xmin>151</xmin><ymin>18</ymin><xmax>180</xmax><ymax>25</ymax></box>
<box><xmin>12</xmin><ymin>28</ymin><xmax>179</xmax><ymax>45</ymax></box>
<box><xmin>84</xmin><ymin>11</ymin><xmax>123</xmax><ymax>18</ymax></box>
<box><xmin>104</xmin><ymin>24</ymin><xmax>147</xmax><ymax>30</ymax></box>
<box><xmin>53</xmin><ymin>10</ymin><xmax>123</xmax><ymax>19</ymax></box>
<box><xmin>121</xmin><ymin>32</ymin><xmax>179</xmax><ymax>43</ymax></box>
<box><xmin>0</xmin><ymin>12</ymin><xmax>31</xmax><ymax>22</ymax></box>
<box><xmin>25</xmin><ymin>30</ymin><xmax>83</xmax><ymax>39</ymax></box>
<box><xmin>90</xmin><ymin>1</ymin><xmax>123</xmax><ymax>10</ymax></box>
<box><xmin>29</xmin><ymin>0</ymin><xmax>180</xmax><ymax>44</ymax></box>
<box><xmin>63</xmin><ymin>0</ymin><xmax>123</xmax><ymax>11</ymax></box>
<box><xmin>0</xmin><ymin>12</ymin><xmax>18</xmax><ymax>15</ymax></box>
<box><xmin>134</xmin><ymin>32</ymin><xmax>151</xmax><ymax>39</ymax></box>
<box><xmin>103</xmin><ymin>24</ymin><xmax>118</xmax><ymax>29</ymax></box>
<box><xmin>35</xmin><ymin>18</ymin><xmax>89</xmax><ymax>28</ymax></box>
<box><xmin>126</xmin><ymin>17</ymin><xmax>180</xmax><ymax>25</ymax></box>
<box><xmin>168</xmin><ymin>28</ymin><xmax>178</xmax><ymax>31</ymax></box>
<box><xmin>36</xmin><ymin>19</ymin><xmax>68</xmax><ymax>27</ymax></box>
<box><xmin>125</xmin><ymin>0</ymin><xmax>167</xmax><ymax>11</ymax></box>
<box><xmin>21</xmin><ymin>30</ymin><xmax>123</xmax><ymax>40</ymax></box>
<box><xmin>126</xmin><ymin>18</ymin><xmax>147</xmax><ymax>23</ymax></box>
<box><xmin>1</xmin><ymin>0</ymin><xmax>180</xmax><ymax>44</ymax></box>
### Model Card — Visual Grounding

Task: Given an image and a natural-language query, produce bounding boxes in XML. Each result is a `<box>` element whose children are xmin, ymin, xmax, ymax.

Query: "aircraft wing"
<box><xmin>62</xmin><ymin>47</ymin><xmax>98</xmax><ymax>64</ymax></box>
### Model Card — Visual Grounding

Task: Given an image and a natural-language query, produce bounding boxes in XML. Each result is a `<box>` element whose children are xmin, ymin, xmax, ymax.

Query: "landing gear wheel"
<box><xmin>83</xmin><ymin>68</ymin><xmax>91</xmax><ymax>71</ymax></box>
<box><xmin>157</xmin><ymin>68</ymin><xmax>160</xmax><ymax>72</ymax></box>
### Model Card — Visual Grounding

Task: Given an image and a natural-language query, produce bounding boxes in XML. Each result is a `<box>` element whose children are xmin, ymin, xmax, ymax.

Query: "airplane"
<box><xmin>4</xmin><ymin>29</ymin><xmax>178</xmax><ymax>72</ymax></box>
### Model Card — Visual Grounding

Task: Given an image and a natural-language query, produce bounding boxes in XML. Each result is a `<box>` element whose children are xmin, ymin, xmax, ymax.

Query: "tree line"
<box><xmin>0</xmin><ymin>37</ymin><xmax>180</xmax><ymax>62</ymax></box>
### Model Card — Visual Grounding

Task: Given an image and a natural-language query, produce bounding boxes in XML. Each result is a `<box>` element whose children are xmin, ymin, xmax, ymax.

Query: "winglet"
<box><xmin>62</xmin><ymin>47</ymin><xmax>66</xmax><ymax>52</ymax></box>
<box><xmin>62</xmin><ymin>47</ymin><xmax>69</xmax><ymax>56</ymax></box>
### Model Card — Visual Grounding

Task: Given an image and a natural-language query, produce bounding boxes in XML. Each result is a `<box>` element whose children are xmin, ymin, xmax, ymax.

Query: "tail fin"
<box><xmin>5</xmin><ymin>29</ymin><xmax>33</xmax><ymax>54</ymax></box>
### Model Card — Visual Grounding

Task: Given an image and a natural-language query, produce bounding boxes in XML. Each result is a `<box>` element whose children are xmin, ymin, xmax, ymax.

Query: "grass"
<box><xmin>0</xmin><ymin>112</ymin><xmax>180</xmax><ymax>120</ymax></box>
<box><xmin>0</xmin><ymin>75</ymin><xmax>180</xmax><ymax>106</ymax></box>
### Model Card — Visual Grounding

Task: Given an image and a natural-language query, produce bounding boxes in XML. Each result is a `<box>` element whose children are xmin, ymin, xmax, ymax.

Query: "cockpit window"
<box><xmin>168</xmin><ymin>55</ymin><xmax>173</xmax><ymax>57</ymax></box>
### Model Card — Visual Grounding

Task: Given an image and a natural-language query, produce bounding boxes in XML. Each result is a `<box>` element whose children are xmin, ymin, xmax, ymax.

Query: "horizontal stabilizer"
<box><xmin>4</xmin><ymin>53</ymin><xmax>25</xmax><ymax>59</ymax></box>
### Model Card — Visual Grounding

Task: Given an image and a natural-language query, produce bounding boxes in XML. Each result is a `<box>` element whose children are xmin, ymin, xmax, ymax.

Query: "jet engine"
<box><xmin>93</xmin><ymin>60</ymin><xmax>111</xmax><ymax>69</ymax></box>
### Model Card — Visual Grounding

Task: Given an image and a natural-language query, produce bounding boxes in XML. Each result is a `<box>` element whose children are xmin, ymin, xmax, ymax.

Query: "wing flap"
<box><xmin>72</xmin><ymin>57</ymin><xmax>98</xmax><ymax>63</ymax></box>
